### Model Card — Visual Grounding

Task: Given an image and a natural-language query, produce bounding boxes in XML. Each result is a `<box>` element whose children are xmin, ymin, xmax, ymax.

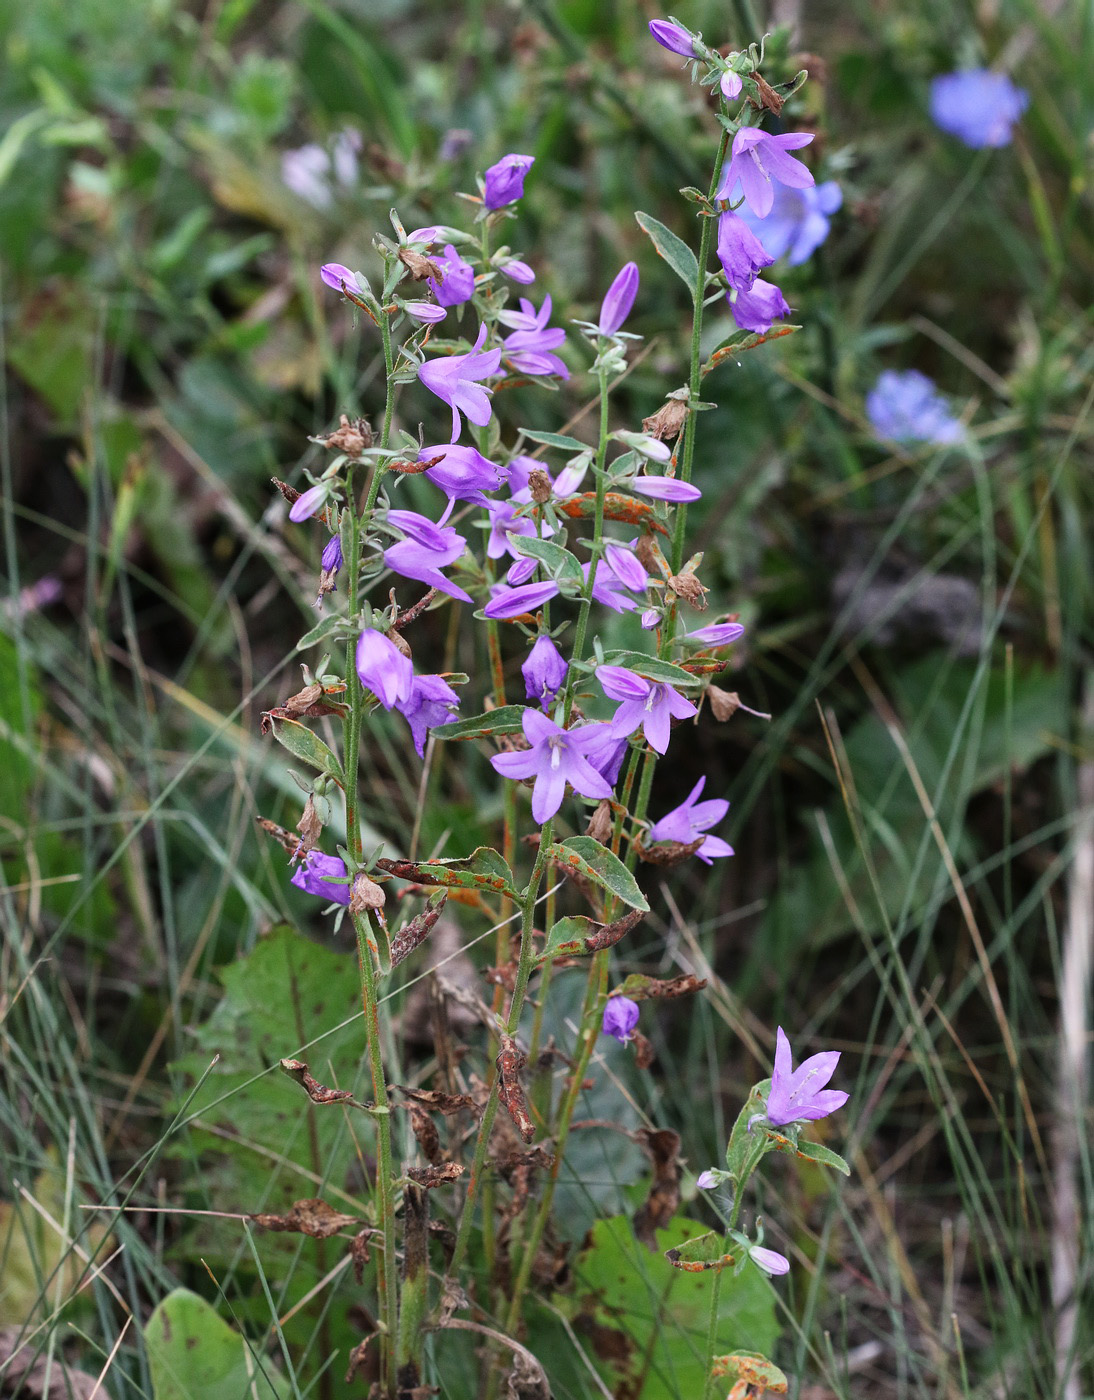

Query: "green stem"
<box><xmin>563</xmin><ymin>368</ymin><xmax>611</xmax><ymax>722</ymax></box>
<box><xmin>701</xmin><ymin>1188</ymin><xmax>746</xmax><ymax>1400</ymax></box>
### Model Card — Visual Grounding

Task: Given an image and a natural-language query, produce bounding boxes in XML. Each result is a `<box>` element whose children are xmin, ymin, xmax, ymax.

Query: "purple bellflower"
<box><xmin>597</xmin><ymin>665</ymin><xmax>697</xmax><ymax>754</ymax></box>
<box><xmin>289</xmin><ymin>481</ymin><xmax>329</xmax><ymax>523</ymax></box>
<box><xmin>865</xmin><ymin>370</ymin><xmax>963</xmax><ymax>446</ymax></box>
<box><xmin>506</xmin><ymin>556</ymin><xmax>538</xmax><ymax>586</ymax></box>
<box><xmin>717</xmin><ymin>127</ymin><xmax>815</xmax><ymax>219</ymax></box>
<box><xmin>321</xmin><ymin>534</ymin><xmax>343</xmax><ymax>575</ymax></box>
<box><xmin>484</xmin><ymin>499</ymin><xmax>546</xmax><ymax>560</ymax></box>
<box><xmin>629</xmin><ymin>476</ymin><xmax>702</xmax><ymax>503</ymax></box>
<box><xmin>396</xmin><ymin>673</ymin><xmax>460</xmax><ymax>756</ymax></box>
<box><xmin>648</xmin><ymin>776</ymin><xmax>733</xmax><ymax>863</ymax></box>
<box><xmin>602</xmin><ymin>996</ymin><xmax>641</xmax><ymax>1043</ymax></box>
<box><xmin>603</xmin><ymin>541</ymin><xmax>648</xmax><ymax>593</ymax></box>
<box><xmin>696</xmin><ymin>1170</ymin><xmax>719</xmax><ymax>1190</ymax></box>
<box><xmin>728</xmin><ymin>278</ymin><xmax>790</xmax><ymax>335</ymax></box>
<box><xmin>684</xmin><ymin>621</ymin><xmax>744</xmax><ymax>646</ymax></box>
<box><xmin>418</xmin><ymin>325</ymin><xmax>502</xmax><ymax>442</ymax></box>
<box><xmin>648</xmin><ymin>20</ymin><xmax>696</xmax><ymax>57</ymax></box>
<box><xmin>929</xmin><ymin>69</ymin><xmax>1029</xmax><ymax>148</ymax></box>
<box><xmin>384</xmin><ymin>508</ymin><xmax>472</xmax><ymax>602</ymax></box>
<box><xmin>428</xmin><ymin>243</ymin><xmax>476</xmax><ymax>307</ymax></box>
<box><xmin>507</xmin><ymin>455</ymin><xmax>589</xmax><ymax>503</ymax></box>
<box><xmin>522</xmin><ymin>635</ymin><xmax>568</xmax><ymax>708</ymax></box>
<box><xmin>483</xmin><ymin>153</ymin><xmax>535</xmax><ymax>210</ymax></box>
<box><xmin>717</xmin><ymin>210</ymin><xmax>774</xmax><ymax>292</ymax></box>
<box><xmin>736</xmin><ymin>180</ymin><xmax>842</xmax><ymax>266</ymax></box>
<box><xmin>581</xmin><ymin>562</ymin><xmax>640</xmax><ymax>614</ymax></box>
<box><xmin>403</xmin><ymin>301</ymin><xmax>447</xmax><ymax>324</ymax></box>
<box><xmin>501</xmin><ymin>259</ymin><xmax>536</xmax><ymax>284</ymax></box>
<box><xmin>582</xmin><ymin>724</ymin><xmax>629</xmax><ymax>785</ymax></box>
<box><xmin>419</xmin><ymin>442</ymin><xmax>505</xmax><ymax>503</ymax></box>
<box><xmin>597</xmin><ymin>262</ymin><xmax>640</xmax><ymax>335</ymax></box>
<box><xmin>483</xmin><ymin>580</ymin><xmax>560</xmax><ymax>619</ymax></box>
<box><xmin>500</xmin><ymin>295</ymin><xmax>569</xmax><ymax>378</ymax></box>
<box><xmin>291</xmin><ymin>851</ymin><xmax>352</xmax><ymax>905</ymax></box>
<box><xmin>765</xmin><ymin>1027</ymin><xmax>849</xmax><ymax>1126</ymax></box>
<box><xmin>320</xmin><ymin>263</ymin><xmax>363</xmax><ymax>295</ymax></box>
<box><xmin>356</xmin><ymin>629</ymin><xmax>413</xmax><ymax>710</ymax></box>
<box><xmin>749</xmin><ymin>1246</ymin><xmax>791</xmax><ymax>1277</ymax></box>
<box><xmin>490</xmin><ymin>709</ymin><xmax>613</xmax><ymax>822</ymax></box>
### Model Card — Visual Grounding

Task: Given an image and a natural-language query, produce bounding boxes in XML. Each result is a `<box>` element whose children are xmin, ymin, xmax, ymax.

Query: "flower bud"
<box><xmin>648</xmin><ymin>20</ymin><xmax>696</xmax><ymax>57</ymax></box>
<box><xmin>601</xmin><ymin>995</ymin><xmax>640</xmax><ymax>1043</ymax></box>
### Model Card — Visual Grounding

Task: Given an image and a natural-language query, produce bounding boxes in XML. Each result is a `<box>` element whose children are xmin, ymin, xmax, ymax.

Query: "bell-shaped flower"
<box><xmin>483</xmin><ymin>580</ymin><xmax>560</xmax><ymax>619</ymax></box>
<box><xmin>597</xmin><ymin>262</ymin><xmax>639</xmax><ymax>335</ymax></box>
<box><xmin>396</xmin><ymin>673</ymin><xmax>460</xmax><ymax>756</ymax></box>
<box><xmin>717</xmin><ymin>127</ymin><xmax>815</xmax><ymax>219</ymax></box>
<box><xmin>418</xmin><ymin>325</ymin><xmax>502</xmax><ymax>442</ymax></box>
<box><xmin>648</xmin><ymin>776</ymin><xmax>733</xmax><ymax>863</ymax></box>
<box><xmin>291</xmin><ymin>851</ymin><xmax>352</xmax><ymax>905</ymax></box>
<box><xmin>581</xmin><ymin>562</ymin><xmax>640</xmax><ymax>614</ymax></box>
<box><xmin>489</xmin><ymin>709</ymin><xmax>613</xmax><ymax>823</ymax></box>
<box><xmin>383</xmin><ymin>508</ymin><xmax>472</xmax><ymax>602</ymax></box>
<box><xmin>483</xmin><ymin>153</ymin><xmax>535</xmax><ymax>210</ymax></box>
<box><xmin>501</xmin><ymin>258</ymin><xmax>536</xmax><ymax>284</ymax></box>
<box><xmin>602</xmin><ymin>996</ymin><xmax>641</xmax><ymax>1043</ymax></box>
<box><xmin>865</xmin><ymin>370</ymin><xmax>963</xmax><ymax>446</ymax></box>
<box><xmin>427</xmin><ymin>243</ymin><xmax>476</xmax><ymax>307</ymax></box>
<box><xmin>419</xmin><ymin>443</ymin><xmax>505</xmax><ymax>504</ymax></box>
<box><xmin>929</xmin><ymin>69</ymin><xmax>1028</xmax><ymax>148</ymax></box>
<box><xmin>736</xmin><ymin>181</ymin><xmax>842</xmax><ymax>266</ymax></box>
<box><xmin>499</xmin><ymin>295</ymin><xmax>569</xmax><ymax>378</ymax></box>
<box><xmin>522</xmin><ymin>635</ymin><xmax>568</xmax><ymax>708</ymax></box>
<box><xmin>765</xmin><ymin>1027</ymin><xmax>849</xmax><ymax>1126</ymax></box>
<box><xmin>717</xmin><ymin>210</ymin><xmax>774</xmax><ymax>292</ymax></box>
<box><xmin>728</xmin><ymin>278</ymin><xmax>790</xmax><ymax>335</ymax></box>
<box><xmin>648</xmin><ymin>20</ymin><xmax>696</xmax><ymax>57</ymax></box>
<box><xmin>356</xmin><ymin>629</ymin><xmax>413</xmax><ymax>710</ymax></box>
<box><xmin>597</xmin><ymin>665</ymin><xmax>697</xmax><ymax>754</ymax></box>
<box><xmin>603</xmin><ymin>541</ymin><xmax>649</xmax><ymax>593</ymax></box>
<box><xmin>484</xmin><ymin>499</ymin><xmax>540</xmax><ymax>559</ymax></box>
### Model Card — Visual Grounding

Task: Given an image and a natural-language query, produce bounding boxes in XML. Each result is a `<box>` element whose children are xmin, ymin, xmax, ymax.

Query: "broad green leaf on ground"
<box><xmin>146</xmin><ymin>1288</ymin><xmax>289</xmax><ymax>1400</ymax></box>
<box><xmin>562</xmin><ymin>1215</ymin><xmax>779</xmax><ymax>1398</ymax></box>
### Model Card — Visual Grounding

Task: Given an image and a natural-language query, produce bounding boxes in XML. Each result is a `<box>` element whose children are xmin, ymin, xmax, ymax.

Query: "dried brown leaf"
<box><xmin>251</xmin><ymin>1197</ymin><xmax>359</xmax><ymax>1238</ymax></box>
<box><xmin>632</xmin><ymin>1128</ymin><xmax>681</xmax><ymax>1249</ymax></box>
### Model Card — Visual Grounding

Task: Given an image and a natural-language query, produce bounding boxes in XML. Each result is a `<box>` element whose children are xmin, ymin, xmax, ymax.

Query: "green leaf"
<box><xmin>146</xmin><ymin>1288</ymin><xmax>289</xmax><ymax>1400</ymax></box>
<box><xmin>783</xmin><ymin>1137</ymin><xmax>852</xmax><ymax>1176</ymax></box>
<box><xmin>550</xmin><ymin>837</ymin><xmax>648</xmax><ymax>912</ymax></box>
<box><xmin>635</xmin><ymin>211</ymin><xmax>700</xmax><ymax>297</ymax></box>
<box><xmin>266</xmin><ymin>716</ymin><xmax>345</xmax><ymax>785</ymax></box>
<box><xmin>537</xmin><ymin>915</ymin><xmax>596</xmax><ymax>963</ymax></box>
<box><xmin>518</xmin><ymin>430</ymin><xmax>589</xmax><ymax>452</ymax></box>
<box><xmin>510</xmin><ymin>536</ymin><xmax>583</xmax><ymax>584</ymax></box>
<box><xmin>702</xmin><ymin>324</ymin><xmax>802</xmax><ymax>376</ymax></box>
<box><xmin>295</xmin><ymin>613</ymin><xmax>343</xmax><ymax>650</ymax></box>
<box><xmin>598</xmin><ymin>650</ymin><xmax>700</xmax><ymax>687</ymax></box>
<box><xmin>379</xmin><ymin>846</ymin><xmax>517</xmax><ymax>899</ymax></box>
<box><xmin>568</xmin><ymin>1216</ymin><xmax>779</xmax><ymax>1398</ymax></box>
<box><xmin>432</xmin><ymin>704</ymin><xmax>528</xmax><ymax>740</ymax></box>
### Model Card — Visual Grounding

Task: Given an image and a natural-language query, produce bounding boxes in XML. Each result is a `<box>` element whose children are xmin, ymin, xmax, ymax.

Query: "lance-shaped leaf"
<box><xmin>431</xmin><ymin>704</ymin><xmax>528</xmax><ymax>741</ymax></box>
<box><xmin>518</xmin><ymin>429</ymin><xmax>589</xmax><ymax>452</ymax></box>
<box><xmin>771</xmin><ymin>1134</ymin><xmax>851</xmax><ymax>1177</ymax></box>
<box><xmin>548</xmin><ymin>836</ymin><xmax>648</xmax><ymax>912</ymax></box>
<box><xmin>265</xmin><ymin>715</ymin><xmax>345</xmax><ymax>785</ymax></box>
<box><xmin>510</xmin><ymin>535</ymin><xmax>584</xmax><ymax>585</ymax></box>
<box><xmin>615</xmin><ymin>973</ymin><xmax>707</xmax><ymax>1001</ymax></box>
<box><xmin>636</xmin><ymin>211</ymin><xmax>700</xmax><ymax>296</ymax></box>
<box><xmin>376</xmin><ymin>846</ymin><xmax>517</xmax><ymax>899</ymax></box>
<box><xmin>702</xmin><ymin>324</ymin><xmax>801</xmax><ymax>376</ymax></box>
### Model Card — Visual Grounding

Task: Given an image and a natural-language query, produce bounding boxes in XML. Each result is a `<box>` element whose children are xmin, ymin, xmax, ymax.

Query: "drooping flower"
<box><xmin>602</xmin><ymin>996</ymin><xmax>641</xmax><ymax>1043</ymax></box>
<box><xmin>384</xmin><ymin>508</ymin><xmax>472</xmax><ymax>602</ymax></box>
<box><xmin>291</xmin><ymin>851</ymin><xmax>352</xmax><ymax>905</ymax></box>
<box><xmin>717</xmin><ymin>127</ymin><xmax>815</xmax><ymax>219</ymax></box>
<box><xmin>717</xmin><ymin>210</ymin><xmax>774</xmax><ymax>292</ymax></box>
<box><xmin>629</xmin><ymin>476</ymin><xmax>702</xmax><ymax>503</ymax></box>
<box><xmin>282</xmin><ymin>144</ymin><xmax>335</xmax><ymax>208</ymax></box>
<box><xmin>396</xmin><ymin>673</ymin><xmax>461</xmax><ymax>756</ymax></box>
<box><xmin>597</xmin><ymin>665</ymin><xmax>698</xmax><ymax>754</ymax></box>
<box><xmin>483</xmin><ymin>153</ymin><xmax>535</xmax><ymax>210</ymax></box>
<box><xmin>489</xmin><ymin>709</ymin><xmax>613</xmax><ymax>822</ymax></box>
<box><xmin>522</xmin><ymin>635</ymin><xmax>568</xmax><ymax>708</ymax></box>
<box><xmin>696</xmin><ymin>1169</ymin><xmax>719</xmax><ymax>1189</ymax></box>
<box><xmin>597</xmin><ymin>262</ymin><xmax>640</xmax><ymax>335</ymax></box>
<box><xmin>484</xmin><ymin>499</ymin><xmax>541</xmax><ymax>560</ymax></box>
<box><xmin>356</xmin><ymin>629</ymin><xmax>413</xmax><ymax>710</ymax></box>
<box><xmin>736</xmin><ymin>181</ymin><xmax>842</xmax><ymax>266</ymax></box>
<box><xmin>483</xmin><ymin>580</ymin><xmax>560</xmax><ymax>619</ymax></box>
<box><xmin>499</xmin><ymin>295</ymin><xmax>569</xmax><ymax>378</ymax></box>
<box><xmin>683</xmin><ymin>622</ymin><xmax>745</xmax><ymax>646</ymax></box>
<box><xmin>321</xmin><ymin>534</ymin><xmax>343</xmax><ymax>575</ymax></box>
<box><xmin>749</xmin><ymin>1246</ymin><xmax>791</xmax><ymax>1276</ymax></box>
<box><xmin>929</xmin><ymin>69</ymin><xmax>1029</xmax><ymax>148</ymax></box>
<box><xmin>289</xmin><ymin>481</ymin><xmax>329</xmax><ymax>522</ymax></box>
<box><xmin>419</xmin><ymin>443</ymin><xmax>505</xmax><ymax>503</ymax></box>
<box><xmin>418</xmin><ymin>326</ymin><xmax>502</xmax><ymax>441</ymax></box>
<box><xmin>603</xmin><ymin>541</ymin><xmax>648</xmax><ymax>593</ymax></box>
<box><xmin>320</xmin><ymin>263</ymin><xmax>363</xmax><ymax>295</ymax></box>
<box><xmin>865</xmin><ymin>370</ymin><xmax>963</xmax><ymax>446</ymax></box>
<box><xmin>582</xmin><ymin>724</ymin><xmax>630</xmax><ymax>785</ymax></box>
<box><xmin>648</xmin><ymin>776</ymin><xmax>733</xmax><ymax>863</ymax></box>
<box><xmin>728</xmin><ymin>278</ymin><xmax>790</xmax><ymax>335</ymax></box>
<box><xmin>765</xmin><ymin>1027</ymin><xmax>849</xmax><ymax>1126</ymax></box>
<box><xmin>428</xmin><ymin>244</ymin><xmax>476</xmax><ymax>307</ymax></box>
<box><xmin>648</xmin><ymin>19</ymin><xmax>696</xmax><ymax>57</ymax></box>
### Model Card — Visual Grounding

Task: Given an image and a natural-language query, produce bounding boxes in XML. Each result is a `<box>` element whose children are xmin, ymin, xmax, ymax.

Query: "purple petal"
<box><xmin>289</xmin><ymin>481</ymin><xmax>328</xmax><ymax>523</ymax></box>
<box><xmin>597</xmin><ymin>665</ymin><xmax>651</xmax><ymax>702</ymax></box>
<box><xmin>320</xmin><ymin>263</ymin><xmax>360</xmax><ymax>293</ymax></box>
<box><xmin>483</xmin><ymin>581</ymin><xmax>560</xmax><ymax>619</ymax></box>
<box><xmin>598</xmin><ymin>261</ymin><xmax>639</xmax><ymax>335</ymax></box>
<box><xmin>630</xmin><ymin>476</ymin><xmax>702</xmax><ymax>503</ymax></box>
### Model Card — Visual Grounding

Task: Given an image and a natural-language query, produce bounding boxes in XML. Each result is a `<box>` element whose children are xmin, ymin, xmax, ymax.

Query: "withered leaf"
<box><xmin>633</xmin><ymin>835</ymin><xmax>706</xmax><ymax>867</ymax></box>
<box><xmin>345</xmin><ymin>1334</ymin><xmax>375</xmax><ymax>1384</ymax></box>
<box><xmin>497</xmin><ymin>1035</ymin><xmax>536</xmax><ymax>1144</ymax></box>
<box><xmin>407</xmin><ymin>1162</ymin><xmax>465</xmax><ymax>1188</ymax></box>
<box><xmin>279</xmin><ymin>1057</ymin><xmax>360</xmax><ymax>1106</ymax></box>
<box><xmin>350</xmin><ymin>1229</ymin><xmax>372</xmax><ymax>1283</ymax></box>
<box><xmin>584</xmin><ymin>907</ymin><xmax>645</xmax><ymax>952</ymax></box>
<box><xmin>616</xmin><ymin>973</ymin><xmax>708</xmax><ymax>1001</ymax></box>
<box><xmin>407</xmin><ymin>1104</ymin><xmax>441</xmax><ymax>1163</ymax></box>
<box><xmin>255</xmin><ymin>816</ymin><xmax>302</xmax><ymax>855</ymax></box>
<box><xmin>260</xmin><ymin>682</ymin><xmax>348</xmax><ymax>734</ymax></box>
<box><xmin>394</xmin><ymin>1086</ymin><xmax>476</xmax><ymax>1115</ymax></box>
<box><xmin>632</xmin><ymin>1030</ymin><xmax>655</xmax><ymax>1070</ymax></box>
<box><xmin>390</xmin><ymin>893</ymin><xmax>447</xmax><ymax>966</ymax></box>
<box><xmin>632</xmin><ymin>1128</ymin><xmax>681</xmax><ymax>1250</ymax></box>
<box><xmin>0</xmin><ymin>1328</ymin><xmax>107</xmax><ymax>1400</ymax></box>
<box><xmin>251</xmin><ymin>1197</ymin><xmax>359</xmax><ymax>1238</ymax></box>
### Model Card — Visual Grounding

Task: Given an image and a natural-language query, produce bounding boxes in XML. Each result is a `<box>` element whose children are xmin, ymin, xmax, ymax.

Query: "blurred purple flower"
<box><xmin>291</xmin><ymin>851</ymin><xmax>352</xmax><ymax>905</ymax></box>
<box><xmin>750</xmin><ymin>1246</ymin><xmax>791</xmax><ymax>1276</ymax></box>
<box><xmin>439</xmin><ymin>129</ymin><xmax>472</xmax><ymax>162</ymax></box>
<box><xmin>289</xmin><ymin>482</ymin><xmax>328</xmax><ymax>522</ymax></box>
<box><xmin>929</xmin><ymin>69</ymin><xmax>1029</xmax><ymax>148</ymax></box>
<box><xmin>420</xmin><ymin>442</ymin><xmax>505</xmax><ymax>503</ymax></box>
<box><xmin>356</xmin><ymin>629</ymin><xmax>413</xmax><ymax>710</ymax></box>
<box><xmin>597</xmin><ymin>665</ymin><xmax>697</xmax><ymax>754</ymax></box>
<box><xmin>648</xmin><ymin>776</ymin><xmax>733</xmax><ymax>863</ymax></box>
<box><xmin>490</xmin><ymin>709</ymin><xmax>613</xmax><ymax>822</ymax></box>
<box><xmin>684</xmin><ymin>622</ymin><xmax>744</xmax><ymax>646</ymax></box>
<box><xmin>403</xmin><ymin>300</ymin><xmax>447</xmax><ymax>324</ymax></box>
<box><xmin>598</xmin><ymin>262</ymin><xmax>639</xmax><ymax>335</ymax></box>
<box><xmin>418</xmin><ymin>325</ymin><xmax>501</xmax><ymax>441</ymax></box>
<box><xmin>765</xmin><ymin>1027</ymin><xmax>849</xmax><ymax>1126</ymax></box>
<box><xmin>483</xmin><ymin>580</ymin><xmax>560</xmax><ymax>619</ymax></box>
<box><xmin>865</xmin><ymin>370</ymin><xmax>963</xmax><ymax>446</ymax></box>
<box><xmin>717</xmin><ymin>210</ymin><xmax>774</xmax><ymax>292</ymax></box>
<box><xmin>602</xmin><ymin>996</ymin><xmax>641</xmax><ymax>1043</ymax></box>
<box><xmin>728</xmin><ymin>278</ymin><xmax>790</xmax><ymax>334</ymax></box>
<box><xmin>484</xmin><ymin>153</ymin><xmax>535</xmax><ymax>210</ymax></box>
<box><xmin>500</xmin><ymin>295</ymin><xmax>569</xmax><ymax>378</ymax></box>
<box><xmin>522</xmin><ymin>635</ymin><xmax>568</xmax><ymax>708</ymax></box>
<box><xmin>648</xmin><ymin>20</ymin><xmax>695</xmax><ymax>57</ymax></box>
<box><xmin>396</xmin><ymin>673</ymin><xmax>460</xmax><ymax>756</ymax></box>
<box><xmin>282</xmin><ymin>145</ymin><xmax>334</xmax><ymax>208</ymax></box>
<box><xmin>384</xmin><ymin>508</ymin><xmax>472</xmax><ymax>602</ymax></box>
<box><xmin>736</xmin><ymin>181</ymin><xmax>842</xmax><ymax>266</ymax></box>
<box><xmin>501</xmin><ymin>259</ymin><xmax>536</xmax><ymax>284</ymax></box>
<box><xmin>717</xmin><ymin>127</ymin><xmax>815</xmax><ymax>219</ymax></box>
<box><xmin>629</xmin><ymin>476</ymin><xmax>702</xmax><ymax>503</ymax></box>
<box><xmin>428</xmin><ymin>244</ymin><xmax>476</xmax><ymax>307</ymax></box>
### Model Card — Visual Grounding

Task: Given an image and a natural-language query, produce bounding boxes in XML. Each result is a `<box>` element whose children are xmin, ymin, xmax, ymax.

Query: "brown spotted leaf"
<box><xmin>615</xmin><ymin>973</ymin><xmax>707</xmax><ymax>1001</ymax></box>
<box><xmin>279</xmin><ymin>1058</ymin><xmax>361</xmax><ymax>1106</ymax></box>
<box><xmin>251</xmin><ymin>1197</ymin><xmax>359</xmax><ymax>1238</ymax></box>
<box><xmin>407</xmin><ymin>1162</ymin><xmax>465</xmax><ymax>1188</ymax></box>
<box><xmin>497</xmin><ymin>1036</ymin><xmax>536</xmax><ymax>1144</ymax></box>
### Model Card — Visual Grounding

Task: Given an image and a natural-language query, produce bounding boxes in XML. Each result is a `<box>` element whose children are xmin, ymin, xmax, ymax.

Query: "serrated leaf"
<box><xmin>550</xmin><ymin>836</ymin><xmax>648</xmax><ymax>912</ymax></box>
<box><xmin>636</xmin><ymin>211</ymin><xmax>700</xmax><ymax>297</ymax></box>
<box><xmin>518</xmin><ymin>430</ymin><xmax>589</xmax><ymax>452</ymax></box>
<box><xmin>598</xmin><ymin>650</ymin><xmax>700</xmax><ymax>688</ymax></box>
<box><xmin>266</xmin><ymin>716</ymin><xmax>345</xmax><ymax>785</ymax></box>
<box><xmin>510</xmin><ymin>536</ymin><xmax>583</xmax><ymax>584</ymax></box>
<box><xmin>431</xmin><ymin>704</ymin><xmax>528</xmax><ymax>741</ymax></box>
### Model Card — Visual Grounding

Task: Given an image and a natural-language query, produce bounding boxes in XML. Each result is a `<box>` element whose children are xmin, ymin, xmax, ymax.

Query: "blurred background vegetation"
<box><xmin>1</xmin><ymin>0</ymin><xmax>1092</xmax><ymax>1396</ymax></box>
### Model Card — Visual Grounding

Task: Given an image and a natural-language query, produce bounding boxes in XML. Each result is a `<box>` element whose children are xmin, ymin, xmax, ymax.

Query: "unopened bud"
<box><xmin>528</xmin><ymin>469</ymin><xmax>552</xmax><ymax>504</ymax></box>
<box><xmin>398</xmin><ymin>247</ymin><xmax>443</xmax><ymax>282</ymax></box>
<box><xmin>642</xmin><ymin>395</ymin><xmax>690</xmax><ymax>442</ymax></box>
<box><xmin>585</xmin><ymin>800</ymin><xmax>613</xmax><ymax>845</ymax></box>
<box><xmin>296</xmin><ymin>795</ymin><xmax>324</xmax><ymax>852</ymax></box>
<box><xmin>707</xmin><ymin>686</ymin><xmax>741</xmax><ymax>722</ymax></box>
<box><xmin>668</xmin><ymin>571</ymin><xmax>708</xmax><ymax>609</ymax></box>
<box><xmin>350</xmin><ymin>873</ymin><xmax>387</xmax><ymax>912</ymax></box>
